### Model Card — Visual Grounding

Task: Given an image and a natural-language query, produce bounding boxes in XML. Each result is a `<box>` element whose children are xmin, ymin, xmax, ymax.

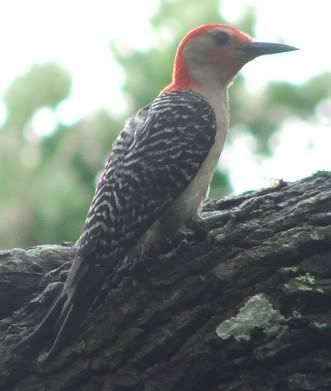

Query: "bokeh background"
<box><xmin>0</xmin><ymin>0</ymin><xmax>330</xmax><ymax>249</ymax></box>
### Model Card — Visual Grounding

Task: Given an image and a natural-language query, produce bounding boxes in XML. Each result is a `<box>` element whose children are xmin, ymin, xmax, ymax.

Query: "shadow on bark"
<box><xmin>0</xmin><ymin>172</ymin><xmax>331</xmax><ymax>391</ymax></box>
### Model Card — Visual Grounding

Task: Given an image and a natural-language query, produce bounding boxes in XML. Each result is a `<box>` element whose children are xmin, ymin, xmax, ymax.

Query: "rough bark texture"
<box><xmin>0</xmin><ymin>172</ymin><xmax>331</xmax><ymax>391</ymax></box>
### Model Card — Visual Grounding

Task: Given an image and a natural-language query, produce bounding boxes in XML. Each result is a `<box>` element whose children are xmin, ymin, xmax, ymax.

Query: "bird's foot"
<box><xmin>185</xmin><ymin>215</ymin><xmax>209</xmax><ymax>240</ymax></box>
<box><xmin>185</xmin><ymin>211</ymin><xmax>237</xmax><ymax>241</ymax></box>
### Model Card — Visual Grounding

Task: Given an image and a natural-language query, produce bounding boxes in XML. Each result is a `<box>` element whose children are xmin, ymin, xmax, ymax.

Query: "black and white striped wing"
<box><xmin>78</xmin><ymin>91</ymin><xmax>217</xmax><ymax>263</ymax></box>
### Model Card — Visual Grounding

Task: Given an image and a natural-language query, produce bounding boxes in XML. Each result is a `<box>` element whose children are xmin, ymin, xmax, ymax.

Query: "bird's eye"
<box><xmin>210</xmin><ymin>30</ymin><xmax>230</xmax><ymax>46</ymax></box>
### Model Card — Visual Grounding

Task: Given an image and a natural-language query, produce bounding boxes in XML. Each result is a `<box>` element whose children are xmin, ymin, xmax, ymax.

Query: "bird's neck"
<box><xmin>161</xmin><ymin>58</ymin><xmax>230</xmax><ymax>128</ymax></box>
<box><xmin>192</xmin><ymin>83</ymin><xmax>229</xmax><ymax>120</ymax></box>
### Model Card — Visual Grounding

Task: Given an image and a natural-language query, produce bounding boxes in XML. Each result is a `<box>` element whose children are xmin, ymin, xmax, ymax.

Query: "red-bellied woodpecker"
<box><xmin>22</xmin><ymin>24</ymin><xmax>297</xmax><ymax>360</ymax></box>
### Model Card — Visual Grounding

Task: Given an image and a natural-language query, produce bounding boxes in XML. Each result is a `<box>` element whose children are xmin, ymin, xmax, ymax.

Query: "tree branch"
<box><xmin>1</xmin><ymin>172</ymin><xmax>331</xmax><ymax>390</ymax></box>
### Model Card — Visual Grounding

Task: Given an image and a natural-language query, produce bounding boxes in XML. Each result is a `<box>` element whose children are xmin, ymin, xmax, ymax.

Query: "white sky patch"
<box><xmin>266</xmin><ymin>119</ymin><xmax>331</xmax><ymax>179</ymax></box>
<box><xmin>28</xmin><ymin>107</ymin><xmax>58</xmax><ymax>139</ymax></box>
<box><xmin>220</xmin><ymin>132</ymin><xmax>267</xmax><ymax>192</ymax></box>
<box><xmin>222</xmin><ymin>118</ymin><xmax>331</xmax><ymax>193</ymax></box>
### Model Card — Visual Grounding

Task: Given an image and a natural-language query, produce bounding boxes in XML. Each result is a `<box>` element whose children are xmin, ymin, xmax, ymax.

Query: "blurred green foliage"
<box><xmin>0</xmin><ymin>0</ymin><xmax>330</xmax><ymax>249</ymax></box>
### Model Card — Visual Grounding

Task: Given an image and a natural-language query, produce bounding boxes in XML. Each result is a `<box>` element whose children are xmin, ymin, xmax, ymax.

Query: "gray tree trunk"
<box><xmin>0</xmin><ymin>172</ymin><xmax>331</xmax><ymax>391</ymax></box>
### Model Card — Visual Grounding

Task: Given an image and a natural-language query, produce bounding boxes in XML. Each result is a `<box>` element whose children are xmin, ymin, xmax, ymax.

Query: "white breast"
<box><xmin>139</xmin><ymin>87</ymin><xmax>229</xmax><ymax>253</ymax></box>
<box><xmin>172</xmin><ymin>87</ymin><xmax>229</xmax><ymax>220</ymax></box>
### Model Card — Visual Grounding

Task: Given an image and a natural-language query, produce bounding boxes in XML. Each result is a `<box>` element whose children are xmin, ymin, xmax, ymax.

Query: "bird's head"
<box><xmin>163</xmin><ymin>24</ymin><xmax>298</xmax><ymax>93</ymax></box>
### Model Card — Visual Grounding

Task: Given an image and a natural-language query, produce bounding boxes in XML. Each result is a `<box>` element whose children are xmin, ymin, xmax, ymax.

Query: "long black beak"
<box><xmin>240</xmin><ymin>42</ymin><xmax>299</xmax><ymax>57</ymax></box>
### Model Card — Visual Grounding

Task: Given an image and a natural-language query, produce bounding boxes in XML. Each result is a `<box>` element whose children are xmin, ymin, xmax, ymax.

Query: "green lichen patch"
<box><xmin>216</xmin><ymin>294</ymin><xmax>287</xmax><ymax>342</ymax></box>
<box><xmin>311</xmin><ymin>321</ymin><xmax>329</xmax><ymax>330</ymax></box>
<box><xmin>296</xmin><ymin>273</ymin><xmax>316</xmax><ymax>287</ymax></box>
<box><xmin>292</xmin><ymin>310</ymin><xmax>303</xmax><ymax>319</ymax></box>
<box><xmin>35</xmin><ymin>352</ymin><xmax>49</xmax><ymax>367</ymax></box>
<box><xmin>284</xmin><ymin>273</ymin><xmax>324</xmax><ymax>294</ymax></box>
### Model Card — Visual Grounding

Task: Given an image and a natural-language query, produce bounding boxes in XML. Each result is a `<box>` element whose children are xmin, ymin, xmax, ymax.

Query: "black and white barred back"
<box><xmin>78</xmin><ymin>90</ymin><xmax>217</xmax><ymax>263</ymax></box>
<box><xmin>23</xmin><ymin>91</ymin><xmax>217</xmax><ymax>360</ymax></box>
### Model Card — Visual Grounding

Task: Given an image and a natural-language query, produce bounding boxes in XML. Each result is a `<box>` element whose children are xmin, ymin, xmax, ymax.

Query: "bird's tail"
<box><xmin>18</xmin><ymin>286</ymin><xmax>65</xmax><ymax>352</ymax></box>
<box><xmin>19</xmin><ymin>255</ymin><xmax>104</xmax><ymax>361</ymax></box>
<box><xmin>45</xmin><ymin>255</ymin><xmax>104</xmax><ymax>360</ymax></box>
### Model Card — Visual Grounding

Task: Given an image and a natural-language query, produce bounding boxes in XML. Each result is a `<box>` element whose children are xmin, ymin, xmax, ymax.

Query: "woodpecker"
<box><xmin>22</xmin><ymin>24</ymin><xmax>297</xmax><ymax>360</ymax></box>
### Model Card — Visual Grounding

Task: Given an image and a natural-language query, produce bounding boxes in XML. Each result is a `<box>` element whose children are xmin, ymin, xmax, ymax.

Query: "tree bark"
<box><xmin>0</xmin><ymin>172</ymin><xmax>331</xmax><ymax>391</ymax></box>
